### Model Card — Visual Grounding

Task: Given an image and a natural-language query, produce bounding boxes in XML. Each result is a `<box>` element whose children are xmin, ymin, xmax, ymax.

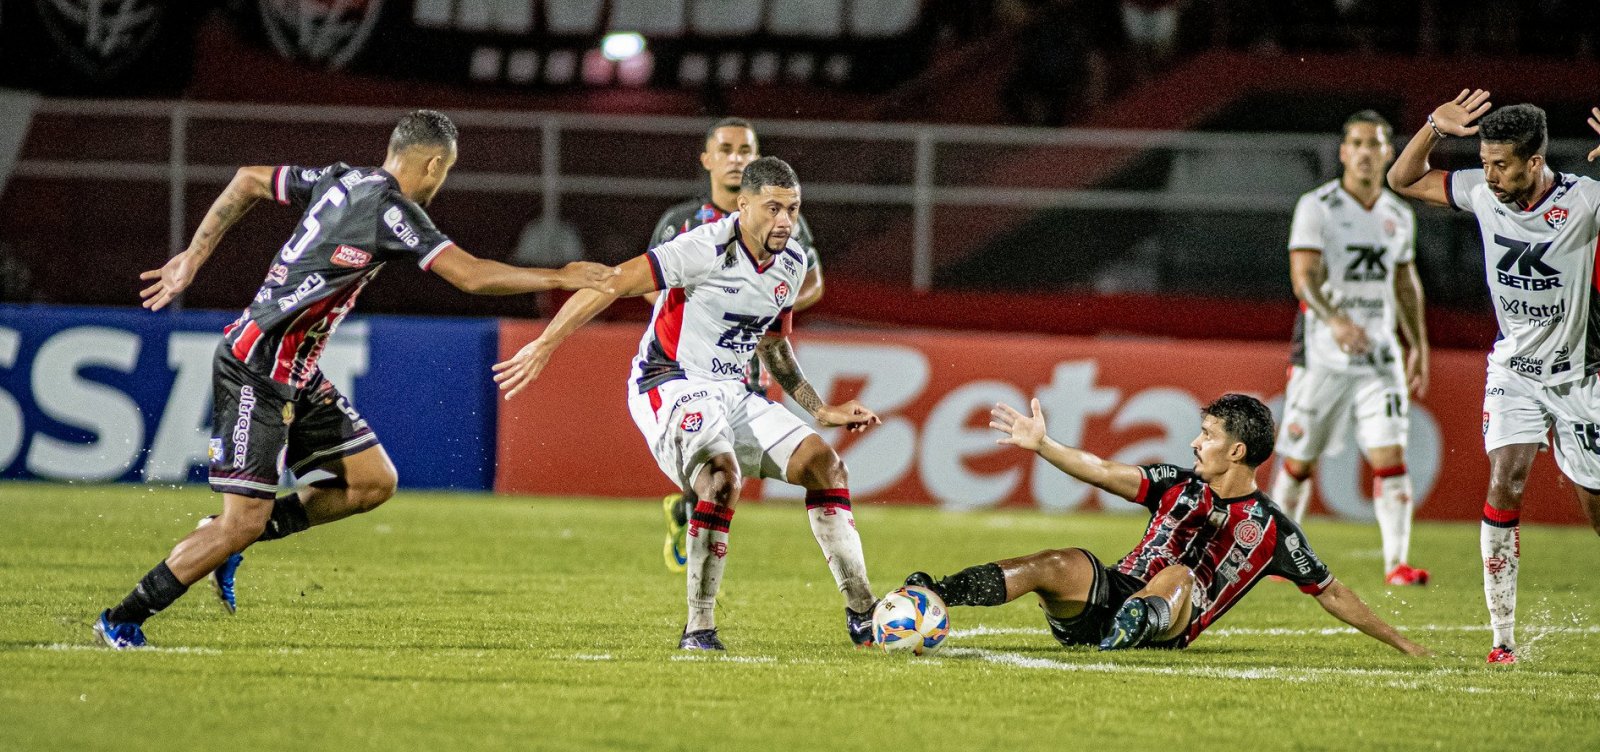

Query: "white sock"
<box><xmin>1271</xmin><ymin>464</ymin><xmax>1312</xmax><ymax>523</ymax></box>
<box><xmin>805</xmin><ymin>490</ymin><xmax>874</xmax><ymax>613</ymax></box>
<box><xmin>686</xmin><ymin>501</ymin><xmax>732</xmax><ymax>632</ymax></box>
<box><xmin>1372</xmin><ymin>468</ymin><xmax>1414</xmax><ymax>572</ymax></box>
<box><xmin>1481</xmin><ymin>503</ymin><xmax>1520</xmax><ymax>649</ymax></box>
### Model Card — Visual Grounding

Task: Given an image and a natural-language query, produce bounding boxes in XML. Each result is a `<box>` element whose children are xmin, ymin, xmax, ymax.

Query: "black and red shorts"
<box><xmin>1042</xmin><ymin>549</ymin><xmax>1185</xmax><ymax>649</ymax></box>
<box><xmin>207</xmin><ymin>342</ymin><xmax>378</xmax><ymax>499</ymax></box>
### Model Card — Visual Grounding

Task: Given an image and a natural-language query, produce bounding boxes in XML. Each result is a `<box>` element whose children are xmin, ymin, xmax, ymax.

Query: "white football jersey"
<box><xmin>1286</xmin><ymin>181</ymin><xmax>1416</xmax><ymax>373</ymax></box>
<box><xmin>632</xmin><ymin>214</ymin><xmax>808</xmax><ymax>394</ymax></box>
<box><xmin>1450</xmin><ymin>169</ymin><xmax>1600</xmax><ymax>385</ymax></box>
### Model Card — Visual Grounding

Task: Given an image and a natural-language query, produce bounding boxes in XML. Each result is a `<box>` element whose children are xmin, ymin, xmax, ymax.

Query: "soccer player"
<box><xmin>1388</xmin><ymin>91</ymin><xmax>1600</xmax><ymax>664</ymax></box>
<box><xmin>495</xmin><ymin>157</ymin><xmax>879</xmax><ymax>651</ymax></box>
<box><xmin>94</xmin><ymin>110</ymin><xmax>618</xmax><ymax>649</ymax></box>
<box><xmin>905</xmin><ymin>394</ymin><xmax>1431</xmax><ymax>656</ymax></box>
<box><xmin>648</xmin><ymin>117</ymin><xmax>825</xmax><ymax>573</ymax></box>
<box><xmin>1269</xmin><ymin>110</ymin><xmax>1431</xmax><ymax>587</ymax></box>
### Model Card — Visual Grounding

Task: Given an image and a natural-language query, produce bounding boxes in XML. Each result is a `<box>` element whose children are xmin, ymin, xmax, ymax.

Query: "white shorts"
<box><xmin>627</xmin><ymin>377</ymin><xmax>815</xmax><ymax>491</ymax></box>
<box><xmin>1482</xmin><ymin>363</ymin><xmax>1600</xmax><ymax>489</ymax></box>
<box><xmin>1275</xmin><ymin>365</ymin><xmax>1408</xmax><ymax>462</ymax></box>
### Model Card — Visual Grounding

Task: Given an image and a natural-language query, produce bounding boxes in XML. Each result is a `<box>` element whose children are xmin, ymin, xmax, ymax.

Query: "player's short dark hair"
<box><xmin>740</xmin><ymin>156</ymin><xmax>799</xmax><ymax>194</ymax></box>
<box><xmin>705</xmin><ymin>117</ymin><xmax>755</xmax><ymax>147</ymax></box>
<box><xmin>1202</xmin><ymin>394</ymin><xmax>1275</xmax><ymax>468</ymax></box>
<box><xmin>1479</xmin><ymin>104</ymin><xmax>1547</xmax><ymax>160</ymax></box>
<box><xmin>1342</xmin><ymin>109</ymin><xmax>1392</xmax><ymax>141</ymax></box>
<box><xmin>389</xmin><ymin>110</ymin><xmax>458</xmax><ymax>153</ymax></box>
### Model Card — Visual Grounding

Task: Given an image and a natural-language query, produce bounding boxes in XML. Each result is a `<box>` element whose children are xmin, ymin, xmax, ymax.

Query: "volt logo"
<box><xmin>1494</xmin><ymin>235</ymin><xmax>1561</xmax><ymax>291</ymax></box>
<box><xmin>1342</xmin><ymin>245</ymin><xmax>1388</xmax><ymax>282</ymax></box>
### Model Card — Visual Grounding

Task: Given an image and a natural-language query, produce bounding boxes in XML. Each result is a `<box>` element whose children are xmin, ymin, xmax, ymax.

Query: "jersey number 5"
<box><xmin>280</xmin><ymin>186</ymin><xmax>347</xmax><ymax>263</ymax></box>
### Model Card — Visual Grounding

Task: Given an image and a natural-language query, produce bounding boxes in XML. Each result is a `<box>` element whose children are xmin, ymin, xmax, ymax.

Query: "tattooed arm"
<box><xmin>139</xmin><ymin>166</ymin><xmax>276</xmax><ymax>310</ymax></box>
<box><xmin>757</xmin><ymin>335</ymin><xmax>881</xmax><ymax>432</ymax></box>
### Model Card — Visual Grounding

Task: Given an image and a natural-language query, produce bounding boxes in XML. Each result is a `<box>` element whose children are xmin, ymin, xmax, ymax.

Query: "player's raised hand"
<box><xmin>815</xmin><ymin>400</ymin><xmax>881</xmax><ymax>433</ymax></box>
<box><xmin>1585</xmin><ymin>106</ymin><xmax>1600</xmax><ymax>162</ymax></box>
<box><xmin>492</xmin><ymin>338</ymin><xmax>556</xmax><ymax>400</ymax></box>
<box><xmin>1431</xmin><ymin>89</ymin><xmax>1492</xmax><ymax>137</ymax></box>
<box><xmin>991</xmin><ymin>398</ymin><xmax>1047</xmax><ymax>452</ymax></box>
<box><xmin>557</xmin><ymin>261</ymin><xmax>621</xmax><ymax>294</ymax></box>
<box><xmin>139</xmin><ymin>251</ymin><xmax>199</xmax><ymax>311</ymax></box>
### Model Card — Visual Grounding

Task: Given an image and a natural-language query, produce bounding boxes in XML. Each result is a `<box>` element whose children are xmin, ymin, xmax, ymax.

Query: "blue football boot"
<box><xmin>197</xmin><ymin>516</ymin><xmax>242</xmax><ymax>614</ymax></box>
<box><xmin>847</xmin><ymin>603</ymin><xmax>877</xmax><ymax>647</ymax></box>
<box><xmin>1098</xmin><ymin>597</ymin><xmax>1155</xmax><ymax>651</ymax></box>
<box><xmin>94</xmin><ymin>610</ymin><xmax>148</xmax><ymax>650</ymax></box>
<box><xmin>679</xmin><ymin>628</ymin><xmax>725</xmax><ymax>651</ymax></box>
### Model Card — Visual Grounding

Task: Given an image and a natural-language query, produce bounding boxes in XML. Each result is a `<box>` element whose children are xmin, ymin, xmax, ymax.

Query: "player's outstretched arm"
<box><xmin>428</xmin><ymin>246</ymin><xmax>619</xmax><ymax>295</ymax></box>
<box><xmin>1313</xmin><ymin>578</ymin><xmax>1432</xmax><ymax>656</ymax></box>
<box><xmin>757</xmin><ymin>336</ymin><xmax>880</xmax><ymax>432</ymax></box>
<box><xmin>1387</xmin><ymin>89</ymin><xmax>1491</xmax><ymax>207</ymax></box>
<box><xmin>139</xmin><ymin>166</ymin><xmax>275</xmax><ymax>310</ymax></box>
<box><xmin>990</xmin><ymin>399</ymin><xmax>1143</xmax><ymax>499</ymax></box>
<box><xmin>492</xmin><ymin>254</ymin><xmax>656</xmax><ymax>399</ymax></box>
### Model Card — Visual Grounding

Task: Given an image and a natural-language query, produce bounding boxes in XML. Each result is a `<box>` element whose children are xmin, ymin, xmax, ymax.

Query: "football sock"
<box><xmin>254</xmin><ymin>492</ymin><xmax>311</xmax><ymax>542</ymax></box>
<box><xmin>1372</xmin><ymin>466</ymin><xmax>1413</xmax><ymax>572</ymax></box>
<box><xmin>805</xmin><ymin>488</ymin><xmax>875</xmax><ymax>613</ymax></box>
<box><xmin>106</xmin><ymin>561</ymin><xmax>188</xmax><ymax>625</ymax></box>
<box><xmin>935</xmin><ymin>563</ymin><xmax>1008</xmax><ymax>607</ymax></box>
<box><xmin>686</xmin><ymin>500</ymin><xmax>733</xmax><ymax>632</ymax></box>
<box><xmin>1141</xmin><ymin>595</ymin><xmax>1173</xmax><ymax>637</ymax></box>
<box><xmin>1481</xmin><ymin>502</ymin><xmax>1520</xmax><ymax>649</ymax></box>
<box><xmin>1271</xmin><ymin>463</ymin><xmax>1312</xmax><ymax>523</ymax></box>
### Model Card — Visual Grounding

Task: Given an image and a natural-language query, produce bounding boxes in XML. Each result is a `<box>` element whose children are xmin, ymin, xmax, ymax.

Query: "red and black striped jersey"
<box><xmin>223</xmin><ymin>163</ymin><xmax>452</xmax><ymax>388</ymax></box>
<box><xmin>1120</xmin><ymin>463</ymin><xmax>1334</xmax><ymax>646</ymax></box>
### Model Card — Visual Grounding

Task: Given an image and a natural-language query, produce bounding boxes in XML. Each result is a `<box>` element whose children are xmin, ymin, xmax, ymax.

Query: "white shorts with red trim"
<box><xmin>1275</xmin><ymin>364</ymin><xmax>1408</xmax><ymax>462</ymax></box>
<box><xmin>1483</xmin><ymin>362</ymin><xmax>1600</xmax><ymax>489</ymax></box>
<box><xmin>626</xmin><ymin>375</ymin><xmax>814</xmax><ymax>491</ymax></box>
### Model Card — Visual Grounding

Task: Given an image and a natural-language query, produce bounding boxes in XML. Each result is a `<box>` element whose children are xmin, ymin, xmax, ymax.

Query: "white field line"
<box><xmin>941</xmin><ymin>647</ymin><xmax>1585</xmax><ymax>692</ymax></box>
<box><xmin>31</xmin><ymin>643</ymin><xmax>223</xmax><ymax>655</ymax></box>
<box><xmin>951</xmin><ymin>624</ymin><xmax>1600</xmax><ymax>639</ymax></box>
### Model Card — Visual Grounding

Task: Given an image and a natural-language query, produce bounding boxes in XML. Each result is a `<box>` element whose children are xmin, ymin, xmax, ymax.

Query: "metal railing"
<box><xmin>14</xmin><ymin>98</ymin><xmax>1598</xmax><ymax>292</ymax></box>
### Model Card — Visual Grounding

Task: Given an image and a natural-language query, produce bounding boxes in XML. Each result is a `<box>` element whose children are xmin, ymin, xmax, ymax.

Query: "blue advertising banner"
<box><xmin>0</xmin><ymin>304</ymin><xmax>496</xmax><ymax>491</ymax></box>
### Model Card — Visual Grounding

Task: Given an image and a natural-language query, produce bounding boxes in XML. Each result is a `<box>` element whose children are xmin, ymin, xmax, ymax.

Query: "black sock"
<box><xmin>1142</xmin><ymin>595</ymin><xmax>1173</xmax><ymax>635</ymax></box>
<box><xmin>106</xmin><ymin>562</ymin><xmax>189</xmax><ymax>625</ymax></box>
<box><xmin>936</xmin><ymin>563</ymin><xmax>1008</xmax><ymax>607</ymax></box>
<box><xmin>255</xmin><ymin>493</ymin><xmax>311</xmax><ymax>542</ymax></box>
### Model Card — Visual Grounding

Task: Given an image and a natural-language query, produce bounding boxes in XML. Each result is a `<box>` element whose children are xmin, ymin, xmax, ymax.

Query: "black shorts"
<box><xmin>1042</xmin><ymin>550</ymin><xmax>1184</xmax><ymax>649</ymax></box>
<box><xmin>207</xmin><ymin>342</ymin><xmax>378</xmax><ymax>499</ymax></box>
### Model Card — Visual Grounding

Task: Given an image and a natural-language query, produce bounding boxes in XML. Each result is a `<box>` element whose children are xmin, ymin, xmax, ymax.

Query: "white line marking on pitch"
<box><xmin>951</xmin><ymin>624</ymin><xmax>1600</xmax><ymax>638</ymax></box>
<box><xmin>941</xmin><ymin>647</ymin><xmax>1571</xmax><ymax>687</ymax></box>
<box><xmin>31</xmin><ymin>643</ymin><xmax>223</xmax><ymax>655</ymax></box>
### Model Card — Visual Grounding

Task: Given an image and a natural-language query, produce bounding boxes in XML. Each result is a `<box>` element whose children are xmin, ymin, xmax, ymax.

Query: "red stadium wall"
<box><xmin>495</xmin><ymin>322</ymin><xmax>1590</xmax><ymax>525</ymax></box>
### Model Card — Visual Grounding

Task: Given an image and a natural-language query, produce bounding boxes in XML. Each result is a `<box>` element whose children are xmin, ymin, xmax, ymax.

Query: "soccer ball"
<box><xmin>872</xmin><ymin>585</ymin><xmax>949</xmax><ymax>655</ymax></box>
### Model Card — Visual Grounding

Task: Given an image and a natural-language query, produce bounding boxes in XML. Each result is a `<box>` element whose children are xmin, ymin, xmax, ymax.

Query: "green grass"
<box><xmin>1</xmin><ymin>482</ymin><xmax>1597</xmax><ymax>751</ymax></box>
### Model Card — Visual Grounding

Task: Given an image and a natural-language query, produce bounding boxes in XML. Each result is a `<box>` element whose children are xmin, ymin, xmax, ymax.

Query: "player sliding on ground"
<box><xmin>1387</xmin><ymin>91</ymin><xmax>1600</xmax><ymax>664</ymax></box>
<box><xmin>905</xmin><ymin>394</ymin><xmax>1431</xmax><ymax>656</ymax></box>
<box><xmin>495</xmin><ymin>157</ymin><xmax>881</xmax><ymax>651</ymax></box>
<box><xmin>95</xmin><ymin>110</ymin><xmax>618</xmax><ymax>649</ymax></box>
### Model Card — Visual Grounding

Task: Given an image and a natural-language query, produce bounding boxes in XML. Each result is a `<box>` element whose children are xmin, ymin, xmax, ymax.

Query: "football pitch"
<box><xmin>2</xmin><ymin>483</ymin><xmax>1597</xmax><ymax>751</ymax></box>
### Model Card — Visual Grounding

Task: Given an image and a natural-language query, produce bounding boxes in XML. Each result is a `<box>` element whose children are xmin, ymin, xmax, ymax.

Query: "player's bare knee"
<box><xmin>347</xmin><ymin>470</ymin><xmax>398</xmax><ymax>513</ymax></box>
<box><xmin>804</xmin><ymin>445</ymin><xmax>847</xmax><ymax>489</ymax></box>
<box><xmin>696</xmin><ymin>456</ymin><xmax>741</xmax><ymax>507</ymax></box>
<box><xmin>218</xmin><ymin>506</ymin><xmax>270</xmax><ymax>546</ymax></box>
<box><xmin>1485</xmin><ymin>474</ymin><xmax>1526</xmax><ymax>509</ymax></box>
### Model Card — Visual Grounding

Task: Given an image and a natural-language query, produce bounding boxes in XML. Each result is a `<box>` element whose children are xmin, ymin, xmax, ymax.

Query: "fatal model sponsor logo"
<box><xmin>708</xmin><ymin>357</ymin><xmax>746</xmax><ymax>378</ymax></box>
<box><xmin>1498</xmin><ymin>296</ymin><xmax>1565</xmax><ymax>324</ymax></box>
